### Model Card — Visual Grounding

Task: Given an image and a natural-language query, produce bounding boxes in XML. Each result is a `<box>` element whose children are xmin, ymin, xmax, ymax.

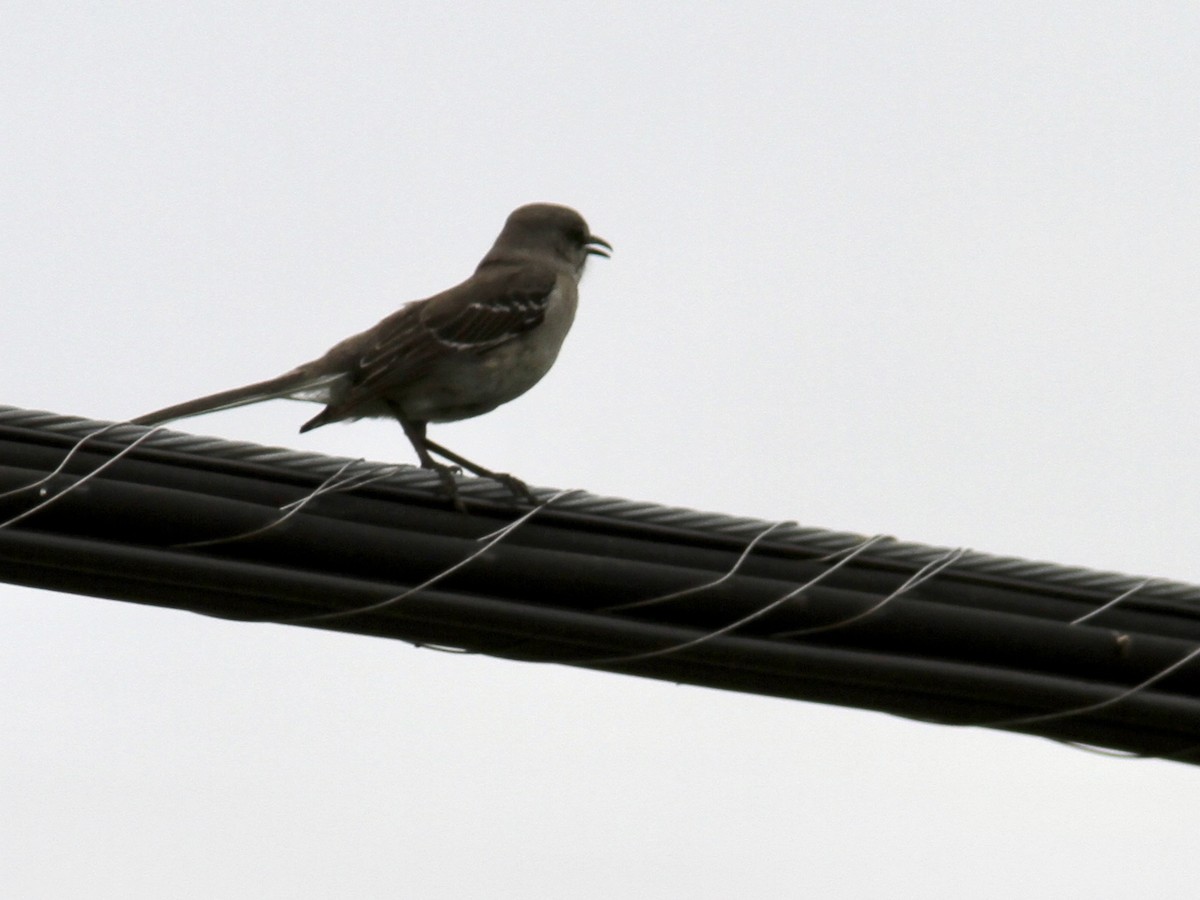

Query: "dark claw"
<box><xmin>490</xmin><ymin>472</ymin><xmax>537</xmax><ymax>504</ymax></box>
<box><xmin>424</xmin><ymin>462</ymin><xmax>467</xmax><ymax>511</ymax></box>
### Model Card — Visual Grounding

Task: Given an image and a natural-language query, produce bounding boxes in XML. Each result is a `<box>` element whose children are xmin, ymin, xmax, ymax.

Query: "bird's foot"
<box><xmin>426</xmin><ymin>464</ymin><xmax>535</xmax><ymax>507</ymax></box>
<box><xmin>417</xmin><ymin>436</ymin><xmax>537</xmax><ymax>505</ymax></box>
<box><xmin>423</xmin><ymin>462</ymin><xmax>467</xmax><ymax>511</ymax></box>
<box><xmin>486</xmin><ymin>472</ymin><xmax>537</xmax><ymax>505</ymax></box>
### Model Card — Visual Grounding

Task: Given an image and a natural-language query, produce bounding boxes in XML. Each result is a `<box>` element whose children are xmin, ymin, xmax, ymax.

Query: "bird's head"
<box><xmin>486</xmin><ymin>203</ymin><xmax>611</xmax><ymax>276</ymax></box>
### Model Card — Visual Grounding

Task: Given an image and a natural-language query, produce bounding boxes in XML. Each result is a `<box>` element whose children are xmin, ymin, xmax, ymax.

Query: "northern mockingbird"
<box><xmin>133</xmin><ymin>203</ymin><xmax>610</xmax><ymax>500</ymax></box>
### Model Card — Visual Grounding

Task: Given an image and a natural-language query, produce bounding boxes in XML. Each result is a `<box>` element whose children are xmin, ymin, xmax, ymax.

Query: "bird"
<box><xmin>132</xmin><ymin>202</ymin><xmax>611</xmax><ymax>501</ymax></box>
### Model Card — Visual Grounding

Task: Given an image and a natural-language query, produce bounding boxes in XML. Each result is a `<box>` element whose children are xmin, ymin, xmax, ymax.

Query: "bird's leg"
<box><xmin>421</xmin><ymin>437</ymin><xmax>536</xmax><ymax>504</ymax></box>
<box><xmin>387</xmin><ymin>403</ymin><xmax>533</xmax><ymax>504</ymax></box>
<box><xmin>389</xmin><ymin>407</ymin><xmax>464</xmax><ymax>507</ymax></box>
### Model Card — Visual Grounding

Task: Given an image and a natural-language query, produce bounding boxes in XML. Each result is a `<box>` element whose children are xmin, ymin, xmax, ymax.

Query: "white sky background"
<box><xmin>3</xmin><ymin>2</ymin><xmax>1199</xmax><ymax>896</ymax></box>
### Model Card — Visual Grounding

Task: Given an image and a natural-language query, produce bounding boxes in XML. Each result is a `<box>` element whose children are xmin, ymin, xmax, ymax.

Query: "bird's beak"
<box><xmin>586</xmin><ymin>236</ymin><xmax>612</xmax><ymax>258</ymax></box>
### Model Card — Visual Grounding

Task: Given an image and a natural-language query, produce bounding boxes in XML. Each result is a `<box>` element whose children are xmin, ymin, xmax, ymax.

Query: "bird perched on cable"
<box><xmin>133</xmin><ymin>203</ymin><xmax>611</xmax><ymax>501</ymax></box>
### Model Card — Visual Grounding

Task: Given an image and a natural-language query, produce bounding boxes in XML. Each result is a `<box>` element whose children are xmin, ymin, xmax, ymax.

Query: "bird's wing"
<box><xmin>335</xmin><ymin>264</ymin><xmax>558</xmax><ymax>404</ymax></box>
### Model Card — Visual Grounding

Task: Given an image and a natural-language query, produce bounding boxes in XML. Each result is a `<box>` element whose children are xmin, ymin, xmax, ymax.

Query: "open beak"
<box><xmin>586</xmin><ymin>236</ymin><xmax>613</xmax><ymax>258</ymax></box>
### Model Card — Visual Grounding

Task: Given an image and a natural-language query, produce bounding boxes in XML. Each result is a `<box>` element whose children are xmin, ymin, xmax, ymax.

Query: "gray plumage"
<box><xmin>133</xmin><ymin>203</ymin><xmax>609</xmax><ymax>496</ymax></box>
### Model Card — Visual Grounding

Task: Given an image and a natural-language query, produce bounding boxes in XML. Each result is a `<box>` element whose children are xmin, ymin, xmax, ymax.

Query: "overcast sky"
<box><xmin>4</xmin><ymin>3</ymin><xmax>1200</xmax><ymax>897</ymax></box>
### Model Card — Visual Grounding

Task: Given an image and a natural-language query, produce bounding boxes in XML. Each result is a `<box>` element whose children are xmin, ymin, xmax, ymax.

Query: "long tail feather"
<box><xmin>131</xmin><ymin>369</ymin><xmax>321</xmax><ymax>425</ymax></box>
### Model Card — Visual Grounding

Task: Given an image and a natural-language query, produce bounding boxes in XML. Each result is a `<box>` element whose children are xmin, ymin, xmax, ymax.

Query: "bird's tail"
<box><xmin>131</xmin><ymin>368</ymin><xmax>339</xmax><ymax>426</ymax></box>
